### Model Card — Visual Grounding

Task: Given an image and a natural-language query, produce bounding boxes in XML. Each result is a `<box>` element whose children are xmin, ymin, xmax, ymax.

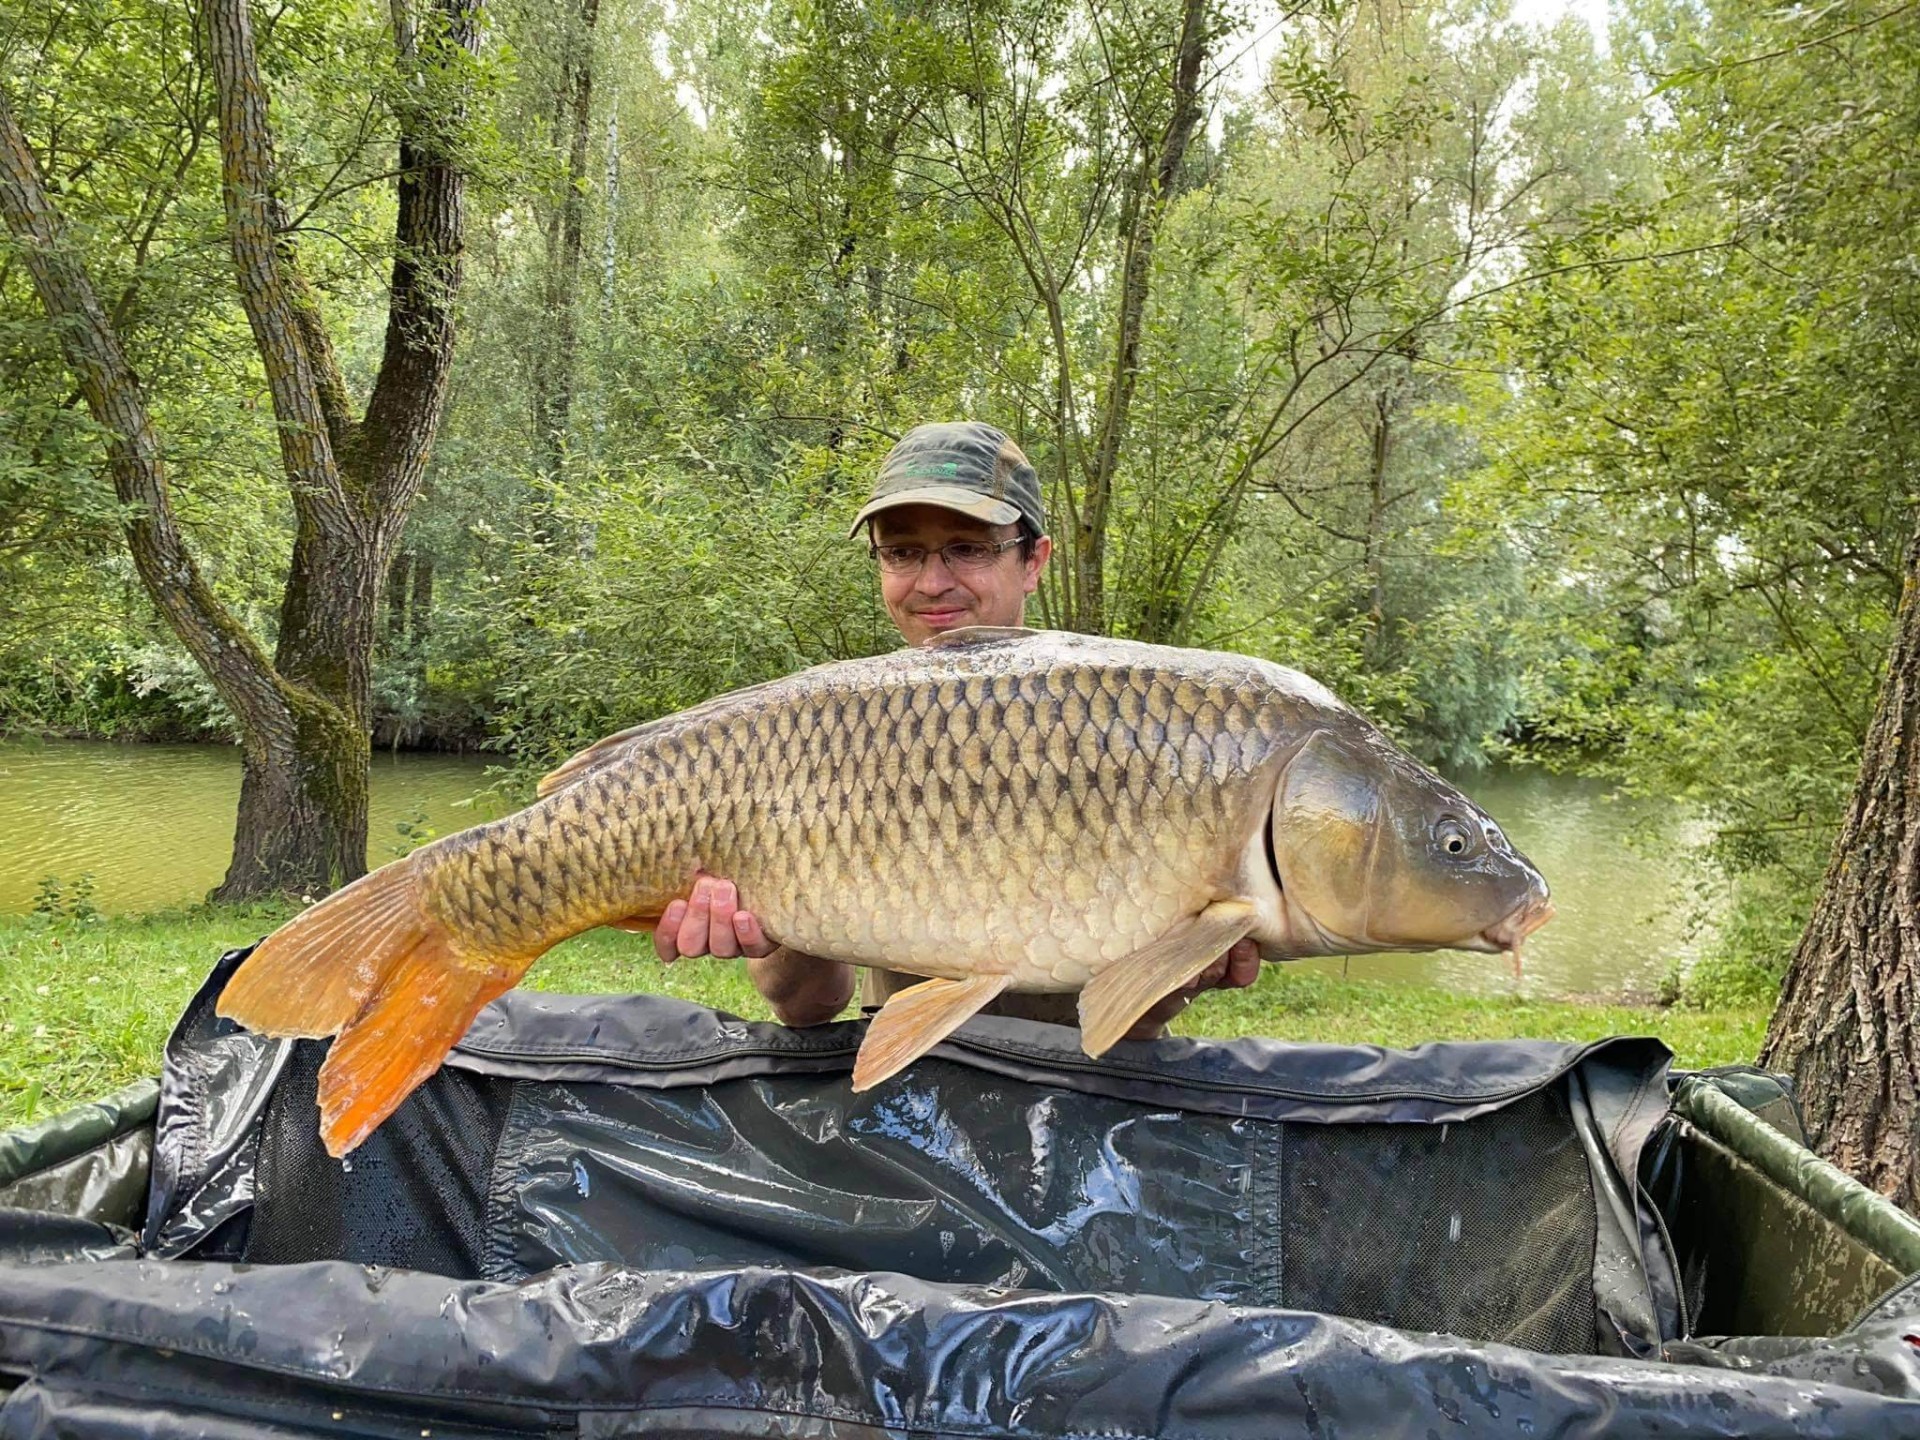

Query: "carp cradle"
<box><xmin>1</xmin><ymin>944</ymin><xmax>1918</xmax><ymax>1437</ymax></box>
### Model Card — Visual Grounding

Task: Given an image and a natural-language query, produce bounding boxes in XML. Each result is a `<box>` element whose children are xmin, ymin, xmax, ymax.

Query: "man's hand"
<box><xmin>653</xmin><ymin>873</ymin><xmax>774</xmax><ymax>963</ymax></box>
<box><xmin>654</xmin><ymin>873</ymin><xmax>854</xmax><ymax>1027</ymax></box>
<box><xmin>1122</xmin><ymin>937</ymin><xmax>1261</xmax><ymax>1040</ymax></box>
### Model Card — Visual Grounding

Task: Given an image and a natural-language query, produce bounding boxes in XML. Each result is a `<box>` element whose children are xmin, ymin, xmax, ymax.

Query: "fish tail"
<box><xmin>215</xmin><ymin>857</ymin><xmax>519</xmax><ymax>1157</ymax></box>
<box><xmin>313</xmin><ymin>938</ymin><xmax>515</xmax><ymax>1158</ymax></box>
<box><xmin>216</xmin><ymin>860</ymin><xmax>430</xmax><ymax>1037</ymax></box>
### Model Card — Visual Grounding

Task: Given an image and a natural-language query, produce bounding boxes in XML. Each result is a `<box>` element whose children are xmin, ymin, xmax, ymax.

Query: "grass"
<box><xmin>0</xmin><ymin>906</ymin><xmax>1769</xmax><ymax>1129</ymax></box>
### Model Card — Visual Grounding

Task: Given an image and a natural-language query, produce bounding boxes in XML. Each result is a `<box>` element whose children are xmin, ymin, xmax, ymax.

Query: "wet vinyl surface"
<box><xmin>152</xmin><ymin>958</ymin><xmax>1673</xmax><ymax>1356</ymax></box>
<box><xmin>2</xmin><ymin>964</ymin><xmax>1919</xmax><ymax>1437</ymax></box>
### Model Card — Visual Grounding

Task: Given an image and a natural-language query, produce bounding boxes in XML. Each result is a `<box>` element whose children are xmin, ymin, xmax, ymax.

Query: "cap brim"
<box><xmin>848</xmin><ymin>486</ymin><xmax>1022</xmax><ymax>539</ymax></box>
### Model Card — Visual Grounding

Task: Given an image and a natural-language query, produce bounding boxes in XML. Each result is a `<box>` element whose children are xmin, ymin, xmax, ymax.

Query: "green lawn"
<box><xmin>0</xmin><ymin>906</ymin><xmax>1769</xmax><ymax>1128</ymax></box>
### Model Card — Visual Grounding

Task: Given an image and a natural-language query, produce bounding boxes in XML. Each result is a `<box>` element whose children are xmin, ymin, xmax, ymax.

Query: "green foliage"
<box><xmin>30</xmin><ymin>874</ymin><xmax>100</xmax><ymax>925</ymax></box>
<box><xmin>5</xmin><ymin>0</ymin><xmax>1916</xmax><ymax>1024</ymax></box>
<box><xmin>387</xmin><ymin>804</ymin><xmax>438</xmax><ymax>857</ymax></box>
<box><xmin>1466</xmin><ymin>0</ymin><xmax>1920</xmax><ymax>997</ymax></box>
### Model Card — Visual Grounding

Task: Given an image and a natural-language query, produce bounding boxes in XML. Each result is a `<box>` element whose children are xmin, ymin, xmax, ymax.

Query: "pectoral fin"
<box><xmin>1078</xmin><ymin>900</ymin><xmax>1258</xmax><ymax>1057</ymax></box>
<box><xmin>851</xmin><ymin>973</ymin><xmax>1011</xmax><ymax>1091</ymax></box>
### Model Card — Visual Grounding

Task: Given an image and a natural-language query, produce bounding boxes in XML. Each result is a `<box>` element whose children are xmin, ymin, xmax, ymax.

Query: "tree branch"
<box><xmin>0</xmin><ymin>84</ymin><xmax>288</xmax><ymax>737</ymax></box>
<box><xmin>357</xmin><ymin>0</ymin><xmax>482</xmax><ymax>536</ymax></box>
<box><xmin>201</xmin><ymin>0</ymin><xmax>354</xmax><ymax>533</ymax></box>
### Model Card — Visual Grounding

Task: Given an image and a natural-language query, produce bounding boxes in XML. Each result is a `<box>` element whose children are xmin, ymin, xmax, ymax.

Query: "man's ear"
<box><xmin>1024</xmin><ymin>534</ymin><xmax>1053</xmax><ymax>592</ymax></box>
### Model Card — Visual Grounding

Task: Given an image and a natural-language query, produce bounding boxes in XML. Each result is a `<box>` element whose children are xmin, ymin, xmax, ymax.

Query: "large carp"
<box><xmin>218</xmin><ymin>627</ymin><xmax>1552</xmax><ymax>1156</ymax></box>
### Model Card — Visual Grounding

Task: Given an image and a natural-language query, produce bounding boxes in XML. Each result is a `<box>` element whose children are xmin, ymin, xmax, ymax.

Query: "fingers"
<box><xmin>654</xmin><ymin>874</ymin><xmax>774</xmax><ymax>962</ymax></box>
<box><xmin>1224</xmin><ymin>938</ymin><xmax>1261</xmax><ymax>989</ymax></box>
<box><xmin>1177</xmin><ymin>942</ymin><xmax>1262</xmax><ymax>996</ymax></box>
<box><xmin>1125</xmin><ymin>940</ymin><xmax>1266</xmax><ymax>1038</ymax></box>
<box><xmin>653</xmin><ymin>898</ymin><xmax>688</xmax><ymax>963</ymax></box>
<box><xmin>1130</xmin><ymin>989</ymin><xmax>1195</xmax><ymax>1035</ymax></box>
<box><xmin>706</xmin><ymin>880</ymin><xmax>741</xmax><ymax>958</ymax></box>
<box><xmin>732</xmin><ymin>909</ymin><xmax>778</xmax><ymax>960</ymax></box>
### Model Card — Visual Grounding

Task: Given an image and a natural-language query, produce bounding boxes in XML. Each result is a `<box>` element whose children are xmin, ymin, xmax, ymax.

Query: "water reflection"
<box><xmin>0</xmin><ymin>738</ymin><xmax>507</xmax><ymax>914</ymax></box>
<box><xmin>1295</xmin><ymin>765</ymin><xmax>1717</xmax><ymax>999</ymax></box>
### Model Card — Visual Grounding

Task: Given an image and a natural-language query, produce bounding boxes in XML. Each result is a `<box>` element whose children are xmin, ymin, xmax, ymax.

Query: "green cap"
<box><xmin>848</xmin><ymin>422</ymin><xmax>1046</xmax><ymax>540</ymax></box>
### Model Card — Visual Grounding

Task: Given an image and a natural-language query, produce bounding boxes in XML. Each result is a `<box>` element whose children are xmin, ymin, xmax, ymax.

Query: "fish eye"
<box><xmin>1434</xmin><ymin>818</ymin><xmax>1475</xmax><ymax>856</ymax></box>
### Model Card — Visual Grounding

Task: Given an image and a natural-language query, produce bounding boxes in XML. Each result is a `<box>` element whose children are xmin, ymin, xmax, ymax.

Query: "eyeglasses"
<box><xmin>868</xmin><ymin>538</ymin><xmax>1026</xmax><ymax>574</ymax></box>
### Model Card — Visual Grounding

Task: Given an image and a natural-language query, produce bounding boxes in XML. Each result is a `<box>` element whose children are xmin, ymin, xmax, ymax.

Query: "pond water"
<box><xmin>0</xmin><ymin>739</ymin><xmax>510</xmax><ymax>915</ymax></box>
<box><xmin>0</xmin><ymin>738</ymin><xmax>1714</xmax><ymax>1000</ymax></box>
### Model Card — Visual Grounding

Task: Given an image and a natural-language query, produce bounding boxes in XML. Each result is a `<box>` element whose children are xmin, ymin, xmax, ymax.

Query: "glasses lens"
<box><xmin>872</xmin><ymin>545</ymin><xmax>924</xmax><ymax>573</ymax></box>
<box><xmin>942</xmin><ymin>542</ymin><xmax>1002</xmax><ymax>569</ymax></box>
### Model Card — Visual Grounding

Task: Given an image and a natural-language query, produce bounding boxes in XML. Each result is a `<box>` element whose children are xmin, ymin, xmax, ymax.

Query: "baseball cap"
<box><xmin>847</xmin><ymin>421</ymin><xmax>1047</xmax><ymax>540</ymax></box>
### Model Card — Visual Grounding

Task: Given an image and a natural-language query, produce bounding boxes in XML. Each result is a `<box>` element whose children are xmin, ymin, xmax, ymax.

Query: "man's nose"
<box><xmin>914</xmin><ymin>554</ymin><xmax>960</xmax><ymax>591</ymax></box>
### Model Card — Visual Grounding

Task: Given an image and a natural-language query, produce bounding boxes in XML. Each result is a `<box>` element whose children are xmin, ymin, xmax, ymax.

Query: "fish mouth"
<box><xmin>1479</xmin><ymin>896</ymin><xmax>1556</xmax><ymax>978</ymax></box>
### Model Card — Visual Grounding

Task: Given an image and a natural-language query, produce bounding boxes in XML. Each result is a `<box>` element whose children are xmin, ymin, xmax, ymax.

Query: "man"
<box><xmin>653</xmin><ymin>420</ymin><xmax>1259</xmax><ymax>1033</ymax></box>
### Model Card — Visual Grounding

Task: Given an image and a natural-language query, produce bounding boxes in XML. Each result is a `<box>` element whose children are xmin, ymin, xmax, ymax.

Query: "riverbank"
<box><xmin>0</xmin><ymin>907</ymin><xmax>1770</xmax><ymax>1127</ymax></box>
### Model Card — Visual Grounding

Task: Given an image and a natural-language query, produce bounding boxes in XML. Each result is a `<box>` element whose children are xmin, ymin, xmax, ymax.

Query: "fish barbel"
<box><xmin>217</xmin><ymin>627</ymin><xmax>1553</xmax><ymax>1156</ymax></box>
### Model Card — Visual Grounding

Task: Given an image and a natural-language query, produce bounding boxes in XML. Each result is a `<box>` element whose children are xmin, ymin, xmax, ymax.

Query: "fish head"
<box><xmin>1266</xmin><ymin>729</ymin><xmax>1553</xmax><ymax>964</ymax></box>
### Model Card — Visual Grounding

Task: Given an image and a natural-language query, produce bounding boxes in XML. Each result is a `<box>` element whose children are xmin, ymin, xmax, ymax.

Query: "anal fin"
<box><xmin>851</xmin><ymin>973</ymin><xmax>1011</xmax><ymax>1091</ymax></box>
<box><xmin>606</xmin><ymin>914</ymin><xmax>659</xmax><ymax>934</ymax></box>
<box><xmin>1078</xmin><ymin>900</ymin><xmax>1257</xmax><ymax>1057</ymax></box>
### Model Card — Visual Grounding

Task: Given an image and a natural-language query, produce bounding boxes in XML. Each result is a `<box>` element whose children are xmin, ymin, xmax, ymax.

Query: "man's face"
<box><xmin>871</xmin><ymin>504</ymin><xmax>1052</xmax><ymax>647</ymax></box>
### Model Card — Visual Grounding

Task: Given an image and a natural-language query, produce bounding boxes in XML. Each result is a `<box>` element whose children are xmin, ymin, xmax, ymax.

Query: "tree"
<box><xmin>1450</xmin><ymin>0</ymin><xmax>1920</xmax><ymax>1196</ymax></box>
<box><xmin>0</xmin><ymin>0</ymin><xmax>484</xmax><ymax>898</ymax></box>
<box><xmin>907</xmin><ymin>0</ymin><xmax>1223</xmax><ymax>635</ymax></box>
<box><xmin>1761</xmin><ymin>520</ymin><xmax>1920</xmax><ymax>1208</ymax></box>
<box><xmin>529</xmin><ymin>0</ymin><xmax>602</xmax><ymax>484</ymax></box>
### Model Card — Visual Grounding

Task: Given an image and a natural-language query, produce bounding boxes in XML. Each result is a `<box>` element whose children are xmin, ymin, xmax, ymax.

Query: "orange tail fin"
<box><xmin>216</xmin><ymin>858</ymin><xmax>521</xmax><ymax>1157</ymax></box>
<box><xmin>216</xmin><ymin>861</ymin><xmax>429</xmax><ymax>1037</ymax></box>
<box><xmin>314</xmin><ymin>940</ymin><xmax>515</xmax><ymax>1157</ymax></box>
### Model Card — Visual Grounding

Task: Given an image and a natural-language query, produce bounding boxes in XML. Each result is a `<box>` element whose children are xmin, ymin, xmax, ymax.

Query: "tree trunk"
<box><xmin>532</xmin><ymin>0</ymin><xmax>599</xmax><ymax>482</ymax></box>
<box><xmin>411</xmin><ymin>553</ymin><xmax>434</xmax><ymax>643</ymax></box>
<box><xmin>387</xmin><ymin>552</ymin><xmax>412</xmax><ymax>644</ymax></box>
<box><xmin>0</xmin><ymin>0</ymin><xmax>481</xmax><ymax>902</ymax></box>
<box><xmin>1760</xmin><ymin>522</ymin><xmax>1920</xmax><ymax>1211</ymax></box>
<box><xmin>1362</xmin><ymin>388</ymin><xmax>1393</xmax><ymax>665</ymax></box>
<box><xmin>1070</xmin><ymin>0</ymin><xmax>1209</xmax><ymax>635</ymax></box>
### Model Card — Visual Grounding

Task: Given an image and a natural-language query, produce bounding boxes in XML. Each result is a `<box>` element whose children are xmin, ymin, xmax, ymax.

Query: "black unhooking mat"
<box><xmin>3</xmin><ymin>945</ymin><xmax>1919</xmax><ymax>1438</ymax></box>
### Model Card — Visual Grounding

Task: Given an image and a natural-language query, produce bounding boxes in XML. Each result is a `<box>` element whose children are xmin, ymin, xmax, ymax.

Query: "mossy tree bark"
<box><xmin>0</xmin><ymin>0</ymin><xmax>482</xmax><ymax>901</ymax></box>
<box><xmin>1760</xmin><ymin>520</ymin><xmax>1920</xmax><ymax>1212</ymax></box>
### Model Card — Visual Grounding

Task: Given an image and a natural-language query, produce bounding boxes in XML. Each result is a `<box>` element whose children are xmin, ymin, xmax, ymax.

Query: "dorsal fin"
<box><xmin>533</xmin><ymin>672</ymin><xmax>804</xmax><ymax>799</ymax></box>
<box><xmin>924</xmin><ymin>625</ymin><xmax>1039</xmax><ymax>648</ymax></box>
<box><xmin>536</xmin><ymin>722</ymin><xmax>655</xmax><ymax>799</ymax></box>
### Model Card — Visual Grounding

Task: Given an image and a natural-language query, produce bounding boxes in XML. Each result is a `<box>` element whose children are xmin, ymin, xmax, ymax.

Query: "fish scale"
<box><xmin>215</xmin><ymin>626</ymin><xmax>1553</xmax><ymax>1157</ymax></box>
<box><xmin>451</xmin><ymin>636</ymin><xmax>1257</xmax><ymax>981</ymax></box>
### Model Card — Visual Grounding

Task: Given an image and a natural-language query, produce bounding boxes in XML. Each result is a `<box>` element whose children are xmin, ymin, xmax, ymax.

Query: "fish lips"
<box><xmin>1474</xmin><ymin>895</ymin><xmax>1557</xmax><ymax>976</ymax></box>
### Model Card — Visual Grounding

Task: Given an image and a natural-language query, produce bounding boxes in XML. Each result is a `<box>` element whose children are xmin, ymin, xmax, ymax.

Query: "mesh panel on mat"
<box><xmin>1280</xmin><ymin>1088</ymin><xmax>1598</xmax><ymax>1352</ymax></box>
<box><xmin>242</xmin><ymin>1042</ymin><xmax>514</xmax><ymax>1277</ymax></box>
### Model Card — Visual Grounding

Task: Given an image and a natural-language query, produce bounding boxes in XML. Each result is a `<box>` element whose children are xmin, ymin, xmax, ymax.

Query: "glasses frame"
<box><xmin>867</xmin><ymin>536</ymin><xmax>1027</xmax><ymax>574</ymax></box>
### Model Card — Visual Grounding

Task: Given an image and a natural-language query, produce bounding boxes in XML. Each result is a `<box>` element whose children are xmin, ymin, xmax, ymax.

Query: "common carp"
<box><xmin>218</xmin><ymin>627</ymin><xmax>1553</xmax><ymax>1156</ymax></box>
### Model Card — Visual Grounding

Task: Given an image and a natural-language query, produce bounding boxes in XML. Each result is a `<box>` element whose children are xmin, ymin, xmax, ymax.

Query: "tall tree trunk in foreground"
<box><xmin>0</xmin><ymin>0</ymin><xmax>482</xmax><ymax>899</ymax></box>
<box><xmin>1760</xmin><ymin>520</ymin><xmax>1920</xmax><ymax>1211</ymax></box>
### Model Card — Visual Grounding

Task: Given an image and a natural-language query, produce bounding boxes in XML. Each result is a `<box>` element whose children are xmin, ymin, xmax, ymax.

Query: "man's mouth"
<box><xmin>913</xmin><ymin>607</ymin><xmax>970</xmax><ymax>625</ymax></box>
